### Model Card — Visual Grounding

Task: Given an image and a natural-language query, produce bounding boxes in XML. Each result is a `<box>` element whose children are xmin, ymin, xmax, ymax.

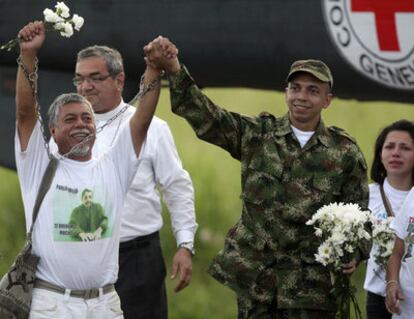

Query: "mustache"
<box><xmin>70</xmin><ymin>128</ymin><xmax>92</xmax><ymax>136</ymax></box>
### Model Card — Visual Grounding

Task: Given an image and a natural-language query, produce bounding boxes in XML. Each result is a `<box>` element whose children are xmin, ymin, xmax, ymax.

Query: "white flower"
<box><xmin>371</xmin><ymin>217</ymin><xmax>395</xmax><ymax>269</ymax></box>
<box><xmin>43</xmin><ymin>2</ymin><xmax>84</xmax><ymax>38</ymax></box>
<box><xmin>307</xmin><ymin>202</ymin><xmax>371</xmax><ymax>272</ymax></box>
<box><xmin>54</xmin><ymin>21</ymin><xmax>74</xmax><ymax>37</ymax></box>
<box><xmin>315</xmin><ymin>228</ymin><xmax>323</xmax><ymax>237</ymax></box>
<box><xmin>2</xmin><ymin>1</ymin><xmax>84</xmax><ymax>52</ymax></box>
<box><xmin>61</xmin><ymin>22</ymin><xmax>74</xmax><ymax>37</ymax></box>
<box><xmin>315</xmin><ymin>242</ymin><xmax>333</xmax><ymax>266</ymax></box>
<box><xmin>55</xmin><ymin>2</ymin><xmax>70</xmax><ymax>18</ymax></box>
<box><xmin>43</xmin><ymin>8</ymin><xmax>64</xmax><ymax>23</ymax></box>
<box><xmin>71</xmin><ymin>14</ymin><xmax>84</xmax><ymax>31</ymax></box>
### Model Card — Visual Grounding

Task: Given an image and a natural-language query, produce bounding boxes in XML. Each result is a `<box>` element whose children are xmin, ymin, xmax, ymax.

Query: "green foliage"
<box><xmin>0</xmin><ymin>167</ymin><xmax>25</xmax><ymax>274</ymax></box>
<box><xmin>1</xmin><ymin>87</ymin><xmax>413</xmax><ymax>318</ymax></box>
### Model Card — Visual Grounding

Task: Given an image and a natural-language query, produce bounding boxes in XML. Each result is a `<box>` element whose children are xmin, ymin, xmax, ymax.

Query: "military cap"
<box><xmin>286</xmin><ymin>59</ymin><xmax>333</xmax><ymax>88</ymax></box>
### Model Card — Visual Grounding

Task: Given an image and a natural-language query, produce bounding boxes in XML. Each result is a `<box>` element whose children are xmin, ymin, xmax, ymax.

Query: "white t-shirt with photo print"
<box><xmin>390</xmin><ymin>187</ymin><xmax>414</xmax><ymax>319</ymax></box>
<box><xmin>15</xmin><ymin>120</ymin><xmax>139</xmax><ymax>290</ymax></box>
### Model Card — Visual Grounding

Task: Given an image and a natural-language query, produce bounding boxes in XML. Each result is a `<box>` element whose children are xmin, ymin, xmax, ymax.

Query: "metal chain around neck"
<box><xmin>17</xmin><ymin>58</ymin><xmax>163</xmax><ymax>160</ymax></box>
<box><xmin>61</xmin><ymin>69</ymin><xmax>164</xmax><ymax>159</ymax></box>
<box><xmin>59</xmin><ymin>103</ymin><xmax>130</xmax><ymax>159</ymax></box>
<box><xmin>95</xmin><ymin>103</ymin><xmax>129</xmax><ymax>134</ymax></box>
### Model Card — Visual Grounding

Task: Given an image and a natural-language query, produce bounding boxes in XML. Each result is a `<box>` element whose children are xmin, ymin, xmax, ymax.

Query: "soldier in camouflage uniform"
<box><xmin>145</xmin><ymin>37</ymin><xmax>370</xmax><ymax>319</ymax></box>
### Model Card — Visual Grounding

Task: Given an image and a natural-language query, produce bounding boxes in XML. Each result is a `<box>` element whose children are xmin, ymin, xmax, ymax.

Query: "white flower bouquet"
<box><xmin>306</xmin><ymin>202</ymin><xmax>371</xmax><ymax>319</ymax></box>
<box><xmin>371</xmin><ymin>216</ymin><xmax>395</xmax><ymax>272</ymax></box>
<box><xmin>1</xmin><ymin>2</ymin><xmax>84</xmax><ymax>51</ymax></box>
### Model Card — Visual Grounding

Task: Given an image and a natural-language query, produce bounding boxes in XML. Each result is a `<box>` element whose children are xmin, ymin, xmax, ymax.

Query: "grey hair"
<box><xmin>48</xmin><ymin>93</ymin><xmax>94</xmax><ymax>128</ymax></box>
<box><xmin>77</xmin><ymin>45</ymin><xmax>124</xmax><ymax>75</ymax></box>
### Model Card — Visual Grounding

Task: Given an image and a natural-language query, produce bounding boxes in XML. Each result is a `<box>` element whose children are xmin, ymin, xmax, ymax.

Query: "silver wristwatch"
<box><xmin>179</xmin><ymin>241</ymin><xmax>195</xmax><ymax>256</ymax></box>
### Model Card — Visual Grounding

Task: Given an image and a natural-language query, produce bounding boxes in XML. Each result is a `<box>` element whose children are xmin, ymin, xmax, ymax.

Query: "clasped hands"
<box><xmin>143</xmin><ymin>36</ymin><xmax>180</xmax><ymax>74</ymax></box>
<box><xmin>79</xmin><ymin>227</ymin><xmax>103</xmax><ymax>242</ymax></box>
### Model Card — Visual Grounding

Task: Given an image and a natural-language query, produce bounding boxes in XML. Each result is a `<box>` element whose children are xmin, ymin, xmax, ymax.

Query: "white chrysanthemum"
<box><xmin>384</xmin><ymin>240</ymin><xmax>394</xmax><ymax>256</ymax></box>
<box><xmin>315</xmin><ymin>242</ymin><xmax>333</xmax><ymax>266</ymax></box>
<box><xmin>307</xmin><ymin>202</ymin><xmax>371</xmax><ymax>271</ymax></box>
<box><xmin>315</xmin><ymin>227</ymin><xmax>323</xmax><ymax>237</ymax></box>
<box><xmin>43</xmin><ymin>8</ymin><xmax>64</xmax><ymax>23</ymax></box>
<box><xmin>331</xmin><ymin>230</ymin><xmax>347</xmax><ymax>245</ymax></box>
<box><xmin>371</xmin><ymin>217</ymin><xmax>395</xmax><ymax>269</ymax></box>
<box><xmin>55</xmin><ymin>2</ymin><xmax>70</xmax><ymax>18</ymax></box>
<box><xmin>71</xmin><ymin>14</ymin><xmax>84</xmax><ymax>31</ymax></box>
<box><xmin>344</xmin><ymin>244</ymin><xmax>354</xmax><ymax>253</ymax></box>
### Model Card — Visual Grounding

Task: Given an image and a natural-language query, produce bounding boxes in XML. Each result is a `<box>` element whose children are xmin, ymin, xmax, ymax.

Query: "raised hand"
<box><xmin>143</xmin><ymin>36</ymin><xmax>180</xmax><ymax>74</ymax></box>
<box><xmin>18</xmin><ymin>21</ymin><xmax>46</xmax><ymax>55</ymax></box>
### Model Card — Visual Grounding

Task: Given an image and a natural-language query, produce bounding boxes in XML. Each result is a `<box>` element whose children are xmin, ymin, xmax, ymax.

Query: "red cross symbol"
<box><xmin>351</xmin><ymin>0</ymin><xmax>414</xmax><ymax>52</ymax></box>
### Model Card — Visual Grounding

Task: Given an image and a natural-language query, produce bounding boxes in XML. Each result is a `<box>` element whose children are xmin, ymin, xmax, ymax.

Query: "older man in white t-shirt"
<box><xmin>15</xmin><ymin>21</ymin><xmax>163</xmax><ymax>318</ymax></box>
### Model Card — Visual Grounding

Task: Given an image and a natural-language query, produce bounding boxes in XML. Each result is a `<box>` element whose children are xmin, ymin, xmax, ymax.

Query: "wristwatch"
<box><xmin>179</xmin><ymin>241</ymin><xmax>195</xmax><ymax>256</ymax></box>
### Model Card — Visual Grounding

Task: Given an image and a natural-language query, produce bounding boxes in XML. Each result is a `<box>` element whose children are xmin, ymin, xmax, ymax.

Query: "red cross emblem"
<box><xmin>351</xmin><ymin>0</ymin><xmax>414</xmax><ymax>52</ymax></box>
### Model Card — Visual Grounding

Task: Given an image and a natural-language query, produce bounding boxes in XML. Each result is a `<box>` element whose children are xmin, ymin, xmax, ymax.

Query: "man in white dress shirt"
<box><xmin>71</xmin><ymin>45</ymin><xmax>197</xmax><ymax>319</ymax></box>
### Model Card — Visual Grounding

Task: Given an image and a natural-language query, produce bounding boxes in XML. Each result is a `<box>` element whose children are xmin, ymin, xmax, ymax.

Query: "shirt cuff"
<box><xmin>168</xmin><ymin>64</ymin><xmax>196</xmax><ymax>93</ymax></box>
<box><xmin>176</xmin><ymin>229</ymin><xmax>195</xmax><ymax>247</ymax></box>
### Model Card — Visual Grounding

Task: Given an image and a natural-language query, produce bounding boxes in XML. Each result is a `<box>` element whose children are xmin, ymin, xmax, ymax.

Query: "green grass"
<box><xmin>1</xmin><ymin>87</ymin><xmax>414</xmax><ymax>318</ymax></box>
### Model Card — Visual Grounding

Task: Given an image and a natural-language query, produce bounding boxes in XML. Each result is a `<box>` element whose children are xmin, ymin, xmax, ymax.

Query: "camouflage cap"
<box><xmin>286</xmin><ymin>59</ymin><xmax>333</xmax><ymax>88</ymax></box>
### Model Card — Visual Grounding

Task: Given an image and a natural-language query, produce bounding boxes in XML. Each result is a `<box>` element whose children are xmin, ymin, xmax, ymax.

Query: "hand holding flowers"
<box><xmin>1</xmin><ymin>2</ymin><xmax>84</xmax><ymax>52</ymax></box>
<box><xmin>306</xmin><ymin>202</ymin><xmax>371</xmax><ymax>319</ymax></box>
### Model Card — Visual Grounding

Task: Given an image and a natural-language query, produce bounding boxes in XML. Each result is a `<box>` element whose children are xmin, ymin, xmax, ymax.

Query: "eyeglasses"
<box><xmin>72</xmin><ymin>74</ymin><xmax>113</xmax><ymax>86</ymax></box>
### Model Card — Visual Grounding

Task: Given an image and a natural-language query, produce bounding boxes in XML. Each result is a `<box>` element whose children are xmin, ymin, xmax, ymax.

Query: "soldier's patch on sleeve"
<box><xmin>328</xmin><ymin>126</ymin><xmax>356</xmax><ymax>144</ymax></box>
<box><xmin>258</xmin><ymin>111</ymin><xmax>273</xmax><ymax>118</ymax></box>
<box><xmin>328</xmin><ymin>126</ymin><xmax>367</xmax><ymax>170</ymax></box>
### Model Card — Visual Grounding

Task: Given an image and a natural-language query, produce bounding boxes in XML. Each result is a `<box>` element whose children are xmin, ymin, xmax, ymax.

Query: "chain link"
<box><xmin>59</xmin><ymin>103</ymin><xmax>130</xmax><ymax>158</ymax></box>
<box><xmin>17</xmin><ymin>56</ymin><xmax>52</xmax><ymax>159</ymax></box>
<box><xmin>96</xmin><ymin>104</ymin><xmax>129</xmax><ymax>134</ymax></box>
<box><xmin>17</xmin><ymin>57</ymin><xmax>163</xmax><ymax>160</ymax></box>
<box><xmin>128</xmin><ymin>70</ymin><xmax>164</xmax><ymax>106</ymax></box>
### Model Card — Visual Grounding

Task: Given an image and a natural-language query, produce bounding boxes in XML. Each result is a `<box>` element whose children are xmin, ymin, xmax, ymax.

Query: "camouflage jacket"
<box><xmin>169</xmin><ymin>66</ymin><xmax>369</xmax><ymax>311</ymax></box>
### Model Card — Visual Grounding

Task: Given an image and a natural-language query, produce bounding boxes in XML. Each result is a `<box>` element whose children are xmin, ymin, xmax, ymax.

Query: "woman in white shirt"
<box><xmin>364</xmin><ymin>120</ymin><xmax>414</xmax><ymax>319</ymax></box>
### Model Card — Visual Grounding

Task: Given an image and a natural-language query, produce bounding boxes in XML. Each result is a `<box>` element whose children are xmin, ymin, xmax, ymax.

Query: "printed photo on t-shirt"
<box><xmin>52</xmin><ymin>185</ymin><xmax>114</xmax><ymax>242</ymax></box>
<box><xmin>404</xmin><ymin>217</ymin><xmax>414</xmax><ymax>260</ymax></box>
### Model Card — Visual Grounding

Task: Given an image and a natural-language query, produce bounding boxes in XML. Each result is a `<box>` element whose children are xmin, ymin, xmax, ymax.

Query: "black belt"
<box><xmin>119</xmin><ymin>231</ymin><xmax>159</xmax><ymax>250</ymax></box>
<box><xmin>34</xmin><ymin>279</ymin><xmax>115</xmax><ymax>300</ymax></box>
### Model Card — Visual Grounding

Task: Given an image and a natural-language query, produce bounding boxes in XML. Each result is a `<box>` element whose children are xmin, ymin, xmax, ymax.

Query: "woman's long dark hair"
<box><xmin>371</xmin><ymin>119</ymin><xmax>414</xmax><ymax>184</ymax></box>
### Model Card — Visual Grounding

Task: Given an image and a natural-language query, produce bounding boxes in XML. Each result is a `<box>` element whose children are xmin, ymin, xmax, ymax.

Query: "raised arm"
<box><xmin>129</xmin><ymin>62</ymin><xmax>164</xmax><ymax>157</ymax></box>
<box><xmin>16</xmin><ymin>21</ymin><xmax>46</xmax><ymax>151</ymax></box>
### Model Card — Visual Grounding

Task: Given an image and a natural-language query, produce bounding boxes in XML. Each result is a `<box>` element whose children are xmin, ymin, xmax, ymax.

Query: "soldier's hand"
<box><xmin>341</xmin><ymin>259</ymin><xmax>357</xmax><ymax>275</ymax></box>
<box><xmin>144</xmin><ymin>36</ymin><xmax>180</xmax><ymax>74</ymax></box>
<box><xmin>170</xmin><ymin>248</ymin><xmax>192</xmax><ymax>293</ymax></box>
<box><xmin>18</xmin><ymin>21</ymin><xmax>46</xmax><ymax>55</ymax></box>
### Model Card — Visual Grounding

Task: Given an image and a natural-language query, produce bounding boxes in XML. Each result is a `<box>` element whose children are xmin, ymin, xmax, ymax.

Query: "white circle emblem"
<box><xmin>322</xmin><ymin>0</ymin><xmax>414</xmax><ymax>90</ymax></box>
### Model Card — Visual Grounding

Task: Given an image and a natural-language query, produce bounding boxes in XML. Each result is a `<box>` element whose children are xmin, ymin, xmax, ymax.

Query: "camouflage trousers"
<box><xmin>237</xmin><ymin>294</ymin><xmax>336</xmax><ymax>319</ymax></box>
